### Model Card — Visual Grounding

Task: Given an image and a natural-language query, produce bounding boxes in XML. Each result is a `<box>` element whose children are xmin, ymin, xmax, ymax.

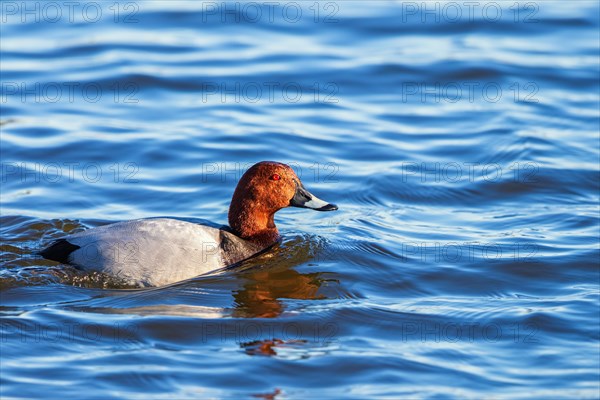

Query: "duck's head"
<box><xmin>228</xmin><ymin>161</ymin><xmax>338</xmax><ymax>245</ymax></box>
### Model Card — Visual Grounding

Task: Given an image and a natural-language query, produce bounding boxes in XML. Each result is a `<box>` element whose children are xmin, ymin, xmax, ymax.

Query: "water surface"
<box><xmin>1</xmin><ymin>1</ymin><xmax>599</xmax><ymax>398</ymax></box>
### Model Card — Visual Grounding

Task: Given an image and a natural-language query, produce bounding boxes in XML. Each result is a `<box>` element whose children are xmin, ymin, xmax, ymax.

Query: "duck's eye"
<box><xmin>270</xmin><ymin>174</ymin><xmax>281</xmax><ymax>181</ymax></box>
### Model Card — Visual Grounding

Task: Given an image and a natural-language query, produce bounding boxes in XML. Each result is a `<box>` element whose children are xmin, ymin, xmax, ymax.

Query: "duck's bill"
<box><xmin>290</xmin><ymin>183</ymin><xmax>338</xmax><ymax>211</ymax></box>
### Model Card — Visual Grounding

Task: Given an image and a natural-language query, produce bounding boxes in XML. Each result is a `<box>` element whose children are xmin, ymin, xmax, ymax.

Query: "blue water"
<box><xmin>1</xmin><ymin>1</ymin><xmax>599</xmax><ymax>398</ymax></box>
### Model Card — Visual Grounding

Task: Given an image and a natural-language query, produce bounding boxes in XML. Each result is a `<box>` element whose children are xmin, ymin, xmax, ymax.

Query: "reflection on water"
<box><xmin>251</xmin><ymin>388</ymin><xmax>282</xmax><ymax>400</ymax></box>
<box><xmin>242</xmin><ymin>339</ymin><xmax>306</xmax><ymax>357</ymax></box>
<box><xmin>233</xmin><ymin>262</ymin><xmax>327</xmax><ymax>318</ymax></box>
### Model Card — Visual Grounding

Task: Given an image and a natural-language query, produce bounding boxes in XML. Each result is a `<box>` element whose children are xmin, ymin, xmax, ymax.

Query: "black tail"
<box><xmin>39</xmin><ymin>239</ymin><xmax>80</xmax><ymax>264</ymax></box>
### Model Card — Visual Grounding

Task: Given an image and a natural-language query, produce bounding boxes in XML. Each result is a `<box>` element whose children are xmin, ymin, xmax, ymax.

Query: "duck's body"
<box><xmin>40</xmin><ymin>161</ymin><xmax>337</xmax><ymax>287</ymax></box>
<box><xmin>42</xmin><ymin>218</ymin><xmax>262</xmax><ymax>286</ymax></box>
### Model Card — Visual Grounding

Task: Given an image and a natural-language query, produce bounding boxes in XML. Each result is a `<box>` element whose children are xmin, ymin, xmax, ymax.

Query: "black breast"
<box><xmin>218</xmin><ymin>229</ymin><xmax>264</xmax><ymax>266</ymax></box>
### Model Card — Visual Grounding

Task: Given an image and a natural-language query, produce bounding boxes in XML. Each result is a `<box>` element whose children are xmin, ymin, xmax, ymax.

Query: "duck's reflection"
<box><xmin>232</xmin><ymin>266</ymin><xmax>326</xmax><ymax>318</ymax></box>
<box><xmin>251</xmin><ymin>387</ymin><xmax>282</xmax><ymax>400</ymax></box>
<box><xmin>241</xmin><ymin>338</ymin><xmax>308</xmax><ymax>357</ymax></box>
<box><xmin>226</xmin><ymin>239</ymin><xmax>339</xmax><ymax>362</ymax></box>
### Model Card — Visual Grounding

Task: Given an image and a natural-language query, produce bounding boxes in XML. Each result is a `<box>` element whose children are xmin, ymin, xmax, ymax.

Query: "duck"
<box><xmin>39</xmin><ymin>161</ymin><xmax>338</xmax><ymax>287</ymax></box>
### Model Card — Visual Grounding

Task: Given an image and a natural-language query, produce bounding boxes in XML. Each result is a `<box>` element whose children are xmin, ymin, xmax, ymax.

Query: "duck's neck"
<box><xmin>228</xmin><ymin>200</ymin><xmax>279</xmax><ymax>247</ymax></box>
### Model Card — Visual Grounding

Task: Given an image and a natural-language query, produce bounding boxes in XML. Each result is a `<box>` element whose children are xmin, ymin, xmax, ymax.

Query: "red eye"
<box><xmin>270</xmin><ymin>174</ymin><xmax>281</xmax><ymax>181</ymax></box>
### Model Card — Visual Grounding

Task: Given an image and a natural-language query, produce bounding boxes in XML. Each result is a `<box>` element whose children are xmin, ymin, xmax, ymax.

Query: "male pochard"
<box><xmin>40</xmin><ymin>161</ymin><xmax>338</xmax><ymax>287</ymax></box>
